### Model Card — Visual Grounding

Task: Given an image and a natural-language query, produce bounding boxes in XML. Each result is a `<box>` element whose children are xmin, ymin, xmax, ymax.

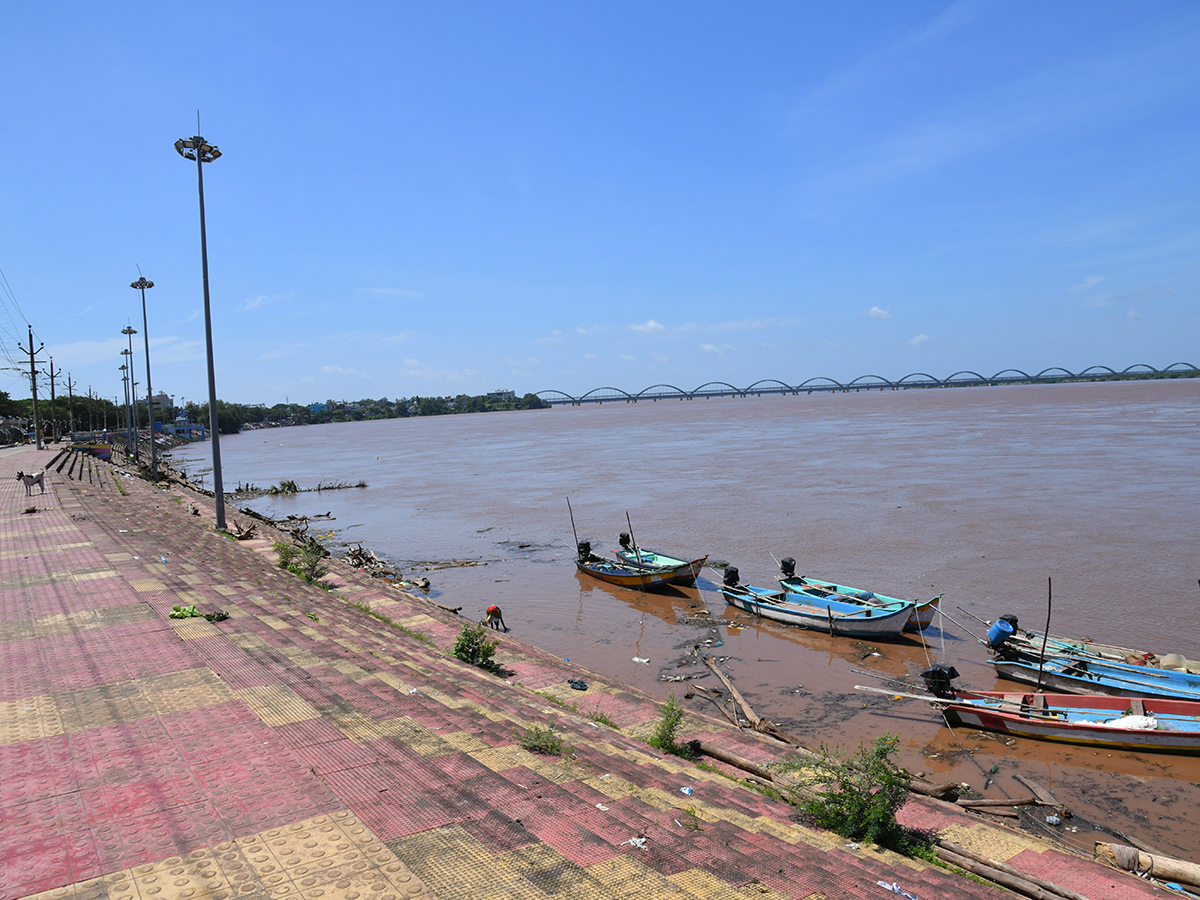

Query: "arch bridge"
<box><xmin>534</xmin><ymin>362</ymin><xmax>1196</xmax><ymax>405</ymax></box>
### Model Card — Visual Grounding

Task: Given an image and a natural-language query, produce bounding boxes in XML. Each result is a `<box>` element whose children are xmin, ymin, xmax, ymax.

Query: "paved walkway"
<box><xmin>1</xmin><ymin>445</ymin><xmax>1166</xmax><ymax>899</ymax></box>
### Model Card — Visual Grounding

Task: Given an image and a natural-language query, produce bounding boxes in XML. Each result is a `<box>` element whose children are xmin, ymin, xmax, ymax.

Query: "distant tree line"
<box><xmin>185</xmin><ymin>392</ymin><xmax>550</xmax><ymax>435</ymax></box>
<box><xmin>0</xmin><ymin>389</ymin><xmax>549</xmax><ymax>439</ymax></box>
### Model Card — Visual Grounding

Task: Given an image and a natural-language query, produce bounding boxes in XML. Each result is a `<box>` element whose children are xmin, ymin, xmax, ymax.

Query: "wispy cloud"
<box><xmin>706</xmin><ymin>317</ymin><xmax>786</xmax><ymax>332</ymax></box>
<box><xmin>629</xmin><ymin>319</ymin><xmax>667</xmax><ymax>334</ymax></box>
<box><xmin>243</xmin><ymin>294</ymin><xmax>283</xmax><ymax>311</ymax></box>
<box><xmin>868</xmin><ymin>306</ymin><xmax>893</xmax><ymax>320</ymax></box>
<box><xmin>1127</xmin><ymin>309</ymin><xmax>1144</xmax><ymax>319</ymax></box>
<box><xmin>172</xmin><ymin>310</ymin><xmax>200</xmax><ymax>326</ymax></box>
<box><xmin>908</xmin><ymin>334</ymin><xmax>930</xmax><ymax>346</ymax></box>
<box><xmin>361</xmin><ymin>287</ymin><xmax>423</xmax><ymax>298</ymax></box>
<box><xmin>321</xmin><ymin>365</ymin><xmax>356</xmax><ymax>375</ymax></box>
<box><xmin>700</xmin><ymin>343</ymin><xmax>732</xmax><ymax>355</ymax></box>
<box><xmin>1070</xmin><ymin>275</ymin><xmax>1106</xmax><ymax>293</ymax></box>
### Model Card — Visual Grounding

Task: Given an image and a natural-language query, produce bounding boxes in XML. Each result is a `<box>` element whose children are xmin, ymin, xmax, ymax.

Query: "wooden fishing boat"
<box><xmin>993</xmin><ymin>656</ymin><xmax>1200</xmax><ymax>701</ymax></box>
<box><xmin>940</xmin><ymin>691</ymin><xmax>1200</xmax><ymax>755</ymax></box>
<box><xmin>575</xmin><ymin>541</ymin><xmax>677</xmax><ymax>591</ymax></box>
<box><xmin>613</xmin><ymin>533</ymin><xmax>708</xmax><ymax>586</ymax></box>
<box><xmin>978</xmin><ymin>612</ymin><xmax>1197</xmax><ymax>675</ymax></box>
<box><xmin>721</xmin><ymin>567</ymin><xmax>911</xmax><ymax>638</ymax></box>
<box><xmin>775</xmin><ymin>558</ymin><xmax>940</xmax><ymax>633</ymax></box>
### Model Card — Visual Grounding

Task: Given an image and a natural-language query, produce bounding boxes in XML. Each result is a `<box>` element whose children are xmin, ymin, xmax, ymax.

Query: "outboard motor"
<box><xmin>577</xmin><ymin>540</ymin><xmax>592</xmax><ymax>560</ymax></box>
<box><xmin>618</xmin><ymin>532</ymin><xmax>632</xmax><ymax>550</ymax></box>
<box><xmin>920</xmin><ymin>664</ymin><xmax>960</xmax><ymax>699</ymax></box>
<box><xmin>779</xmin><ymin>557</ymin><xmax>796</xmax><ymax>578</ymax></box>
<box><xmin>722</xmin><ymin>566</ymin><xmax>740</xmax><ymax>589</ymax></box>
<box><xmin>987</xmin><ymin>614</ymin><xmax>1019</xmax><ymax>650</ymax></box>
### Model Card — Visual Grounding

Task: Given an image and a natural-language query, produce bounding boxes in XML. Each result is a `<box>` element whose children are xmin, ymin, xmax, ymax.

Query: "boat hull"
<box><xmin>575</xmin><ymin>558</ymin><xmax>677</xmax><ymax>591</ymax></box>
<box><xmin>942</xmin><ymin>691</ymin><xmax>1200</xmax><ymax>755</ymax></box>
<box><xmin>778</xmin><ymin>576</ymin><xmax>939</xmax><ymax>632</ymax></box>
<box><xmin>615</xmin><ymin>548</ymin><xmax>708</xmax><ymax>586</ymax></box>
<box><xmin>993</xmin><ymin>657</ymin><xmax>1200</xmax><ymax>701</ymax></box>
<box><xmin>723</xmin><ymin>585</ymin><xmax>910</xmax><ymax>638</ymax></box>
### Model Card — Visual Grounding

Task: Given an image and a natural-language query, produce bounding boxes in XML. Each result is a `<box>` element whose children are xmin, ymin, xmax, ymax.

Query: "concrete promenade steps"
<box><xmin>0</xmin><ymin>446</ymin><xmax>1160</xmax><ymax>899</ymax></box>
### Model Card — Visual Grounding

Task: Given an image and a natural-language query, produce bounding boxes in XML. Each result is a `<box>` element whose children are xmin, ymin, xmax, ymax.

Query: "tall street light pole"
<box><xmin>120</xmin><ymin>346</ymin><xmax>135</xmax><ymax>454</ymax></box>
<box><xmin>131</xmin><ymin>276</ymin><xmax>158</xmax><ymax>480</ymax></box>
<box><xmin>121</xmin><ymin>325</ymin><xmax>139</xmax><ymax>459</ymax></box>
<box><xmin>119</xmin><ymin>363</ymin><xmax>131</xmax><ymax>444</ymax></box>
<box><xmin>175</xmin><ymin>132</ymin><xmax>226</xmax><ymax>529</ymax></box>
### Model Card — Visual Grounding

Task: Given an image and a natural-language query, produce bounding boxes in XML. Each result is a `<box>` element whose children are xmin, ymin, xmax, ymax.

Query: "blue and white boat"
<box><xmin>993</xmin><ymin>655</ymin><xmax>1200</xmax><ymax>701</ymax></box>
<box><xmin>775</xmin><ymin>557</ymin><xmax>940</xmax><ymax>633</ymax></box>
<box><xmin>721</xmin><ymin>567</ymin><xmax>911</xmax><ymax>638</ymax></box>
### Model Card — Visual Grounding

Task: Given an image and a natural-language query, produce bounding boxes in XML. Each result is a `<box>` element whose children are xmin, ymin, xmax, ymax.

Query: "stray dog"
<box><xmin>17</xmin><ymin>471</ymin><xmax>45</xmax><ymax>495</ymax></box>
<box><xmin>482</xmin><ymin>604</ymin><xmax>508</xmax><ymax>632</ymax></box>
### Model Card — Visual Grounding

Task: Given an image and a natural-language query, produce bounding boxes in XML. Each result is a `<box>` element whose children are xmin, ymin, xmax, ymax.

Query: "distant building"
<box><xmin>309</xmin><ymin>402</ymin><xmax>327</xmax><ymax>414</ymax></box>
<box><xmin>148</xmin><ymin>392</ymin><xmax>174</xmax><ymax>417</ymax></box>
<box><xmin>487</xmin><ymin>389</ymin><xmax>516</xmax><ymax>402</ymax></box>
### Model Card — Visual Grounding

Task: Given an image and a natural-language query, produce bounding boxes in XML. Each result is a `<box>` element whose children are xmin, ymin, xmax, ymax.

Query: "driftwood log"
<box><xmin>1095</xmin><ymin>842</ymin><xmax>1200</xmax><ymax>889</ymax></box>
<box><xmin>936</xmin><ymin>843</ymin><xmax>1088</xmax><ymax>900</ymax></box>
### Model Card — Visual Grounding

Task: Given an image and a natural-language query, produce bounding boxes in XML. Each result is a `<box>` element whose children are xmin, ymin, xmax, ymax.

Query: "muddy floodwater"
<box><xmin>170</xmin><ymin>379</ymin><xmax>1200</xmax><ymax>859</ymax></box>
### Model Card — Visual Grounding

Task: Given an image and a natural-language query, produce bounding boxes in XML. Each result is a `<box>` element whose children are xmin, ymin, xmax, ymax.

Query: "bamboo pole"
<box><xmin>1095</xmin><ymin>842</ymin><xmax>1200</xmax><ymax>889</ymax></box>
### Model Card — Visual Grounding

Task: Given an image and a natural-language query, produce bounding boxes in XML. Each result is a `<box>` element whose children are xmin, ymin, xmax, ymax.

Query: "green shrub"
<box><xmin>452</xmin><ymin>622</ymin><xmax>498</xmax><ymax>672</ymax></box>
<box><xmin>777</xmin><ymin>735</ymin><xmax>913</xmax><ymax>851</ymax></box>
<box><xmin>519</xmin><ymin>724</ymin><xmax>565</xmax><ymax>756</ymax></box>
<box><xmin>273</xmin><ymin>539</ymin><xmax>328</xmax><ymax>584</ymax></box>
<box><xmin>648</xmin><ymin>691</ymin><xmax>691</xmax><ymax>758</ymax></box>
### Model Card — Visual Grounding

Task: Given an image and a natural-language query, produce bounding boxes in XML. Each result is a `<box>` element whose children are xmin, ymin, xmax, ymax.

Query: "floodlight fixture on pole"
<box><xmin>131</xmin><ymin>275</ymin><xmax>158</xmax><ymax>481</ymax></box>
<box><xmin>175</xmin><ymin>131</ymin><xmax>226</xmax><ymax>529</ymax></box>
<box><xmin>121</xmin><ymin>325</ymin><xmax>139</xmax><ymax>459</ymax></box>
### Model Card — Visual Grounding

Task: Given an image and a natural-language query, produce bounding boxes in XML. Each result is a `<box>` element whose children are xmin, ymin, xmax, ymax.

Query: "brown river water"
<box><xmin>169</xmin><ymin>379</ymin><xmax>1200</xmax><ymax>859</ymax></box>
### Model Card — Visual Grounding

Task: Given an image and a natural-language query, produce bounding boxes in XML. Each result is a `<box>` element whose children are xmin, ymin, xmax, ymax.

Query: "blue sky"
<box><xmin>2</xmin><ymin>2</ymin><xmax>1197</xmax><ymax>405</ymax></box>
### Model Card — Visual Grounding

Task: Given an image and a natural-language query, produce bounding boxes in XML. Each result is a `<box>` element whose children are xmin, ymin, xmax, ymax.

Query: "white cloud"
<box><xmin>629</xmin><ymin>319</ymin><xmax>667</xmax><ymax>334</ymax></box>
<box><xmin>1070</xmin><ymin>275</ymin><xmax>1106</xmax><ymax>293</ymax></box>
<box><xmin>868</xmin><ymin>306</ymin><xmax>893</xmax><ymax>320</ymax></box>
<box><xmin>1127</xmin><ymin>309</ymin><xmax>1144</xmax><ymax>319</ymax></box>
<box><xmin>651</xmin><ymin>352</ymin><xmax>671</xmax><ymax>362</ymax></box>
<box><xmin>321</xmin><ymin>365</ymin><xmax>356</xmax><ymax>375</ymax></box>
<box><xmin>243</xmin><ymin>294</ymin><xmax>282</xmax><ymax>310</ymax></box>
<box><xmin>908</xmin><ymin>334</ymin><xmax>930</xmax><ymax>346</ymax></box>
<box><xmin>583</xmin><ymin>353</ymin><xmax>598</xmax><ymax>360</ymax></box>
<box><xmin>618</xmin><ymin>354</ymin><xmax>636</xmax><ymax>361</ymax></box>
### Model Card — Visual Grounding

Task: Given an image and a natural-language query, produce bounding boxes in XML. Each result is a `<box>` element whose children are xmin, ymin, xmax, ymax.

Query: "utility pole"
<box><xmin>18</xmin><ymin>325</ymin><xmax>45</xmax><ymax>450</ymax></box>
<box><xmin>66</xmin><ymin>374</ymin><xmax>76</xmax><ymax>437</ymax></box>
<box><xmin>43</xmin><ymin>357</ymin><xmax>60</xmax><ymax>443</ymax></box>
<box><xmin>87</xmin><ymin>387</ymin><xmax>95</xmax><ymax>432</ymax></box>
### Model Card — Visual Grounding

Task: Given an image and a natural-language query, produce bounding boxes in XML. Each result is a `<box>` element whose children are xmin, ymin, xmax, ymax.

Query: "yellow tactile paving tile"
<box><xmin>279</xmin><ymin>646</ymin><xmax>327</xmax><ymax>668</ymax></box>
<box><xmin>0</xmin><ymin>694</ymin><xmax>66</xmax><ymax>744</ymax></box>
<box><xmin>179</xmin><ymin>574</ymin><xmax>210</xmax><ymax>585</ymax></box>
<box><xmin>670</xmin><ymin>867</ymin><xmax>769</xmax><ymax>900</ymax></box>
<box><xmin>59</xmin><ymin>694</ymin><xmax>158</xmax><ymax>731</ymax></box>
<box><xmin>258</xmin><ymin>616</ymin><xmax>293</xmax><ymax>631</ymax></box>
<box><xmin>130</xmin><ymin>578</ymin><xmax>167</xmax><ymax>592</ymax></box>
<box><xmin>212</xmin><ymin>585</ymin><xmax>240</xmax><ymax>596</ymax></box>
<box><xmin>328</xmin><ymin>660</ymin><xmax>371</xmax><ymax>682</ymax></box>
<box><xmin>0</xmin><ymin>619</ymin><xmax>38</xmax><ymax>643</ymax></box>
<box><xmin>131</xmin><ymin>848</ymin><xmax>233</xmax><ymax>900</ymax></box>
<box><xmin>0</xmin><ymin>541</ymin><xmax>94</xmax><ymax>560</ymax></box>
<box><xmin>437</xmin><ymin>731</ymin><xmax>490</xmax><ymax>753</ymax></box>
<box><xmin>936</xmin><ymin>822</ymin><xmax>1047</xmax><ymax>861</ymax></box>
<box><xmin>172</xmin><ymin>618</ymin><xmax>224</xmax><ymax>639</ymax></box>
<box><xmin>371</xmin><ymin>672</ymin><xmax>417</xmax><ymax>695</ymax></box>
<box><xmin>236</xmin><ymin>684</ymin><xmax>321</xmax><ymax>727</ymax></box>
<box><xmin>585</xmin><ymin>855</ymin><xmax>694</xmax><ymax>900</ymax></box>
<box><xmin>73</xmin><ymin>569</ymin><xmax>121</xmax><ymax>582</ymax></box>
<box><xmin>24</xmin><ymin>869</ymin><xmax>142</xmax><ymax>900</ymax></box>
<box><xmin>229</xmin><ymin>633</ymin><xmax>274</xmax><ymax>651</ymax></box>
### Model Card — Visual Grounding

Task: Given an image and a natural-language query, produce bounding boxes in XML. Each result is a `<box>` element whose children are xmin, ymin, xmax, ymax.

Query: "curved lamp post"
<box><xmin>175</xmin><ymin>133</ymin><xmax>226</xmax><ymax>529</ymax></box>
<box><xmin>131</xmin><ymin>276</ymin><xmax>158</xmax><ymax>480</ymax></box>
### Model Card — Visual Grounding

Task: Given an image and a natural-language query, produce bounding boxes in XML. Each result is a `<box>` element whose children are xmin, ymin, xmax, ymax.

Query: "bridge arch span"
<box><xmin>846</xmin><ymin>374</ymin><xmax>893</xmax><ymax>389</ymax></box>
<box><xmin>1120</xmin><ymin>364</ymin><xmax>1158</xmax><ymax>375</ymax></box>
<box><xmin>534</xmin><ymin>390</ymin><xmax>576</xmax><ymax>404</ymax></box>
<box><xmin>1035</xmin><ymin>367</ymin><xmax>1076</xmax><ymax>379</ymax></box>
<box><xmin>1163</xmin><ymin>362</ymin><xmax>1199</xmax><ymax>373</ymax></box>
<box><xmin>691</xmin><ymin>381</ymin><xmax>741</xmax><ymax>398</ymax></box>
<box><xmin>578</xmin><ymin>386</ymin><xmax>635</xmax><ymax>403</ymax></box>
<box><xmin>991</xmin><ymin>369</ymin><xmax>1032</xmax><ymax>381</ymax></box>
<box><xmin>744</xmin><ymin>379</ymin><xmax>793</xmax><ymax>395</ymax></box>
<box><xmin>634</xmin><ymin>383</ymin><xmax>688</xmax><ymax>400</ymax></box>
<box><xmin>796</xmin><ymin>376</ymin><xmax>845</xmax><ymax>390</ymax></box>
<box><xmin>895</xmin><ymin>372</ymin><xmax>942</xmax><ymax>386</ymax></box>
<box><xmin>1077</xmin><ymin>366</ymin><xmax>1117</xmax><ymax>377</ymax></box>
<box><xmin>944</xmin><ymin>370</ymin><xmax>988</xmax><ymax>384</ymax></box>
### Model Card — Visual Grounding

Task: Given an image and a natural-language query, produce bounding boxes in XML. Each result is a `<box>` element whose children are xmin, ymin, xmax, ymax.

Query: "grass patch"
<box><xmin>114</xmin><ymin>477</ymin><xmax>127</xmax><ymax>496</ymax></box>
<box><xmin>272</xmin><ymin>539</ymin><xmax>329</xmax><ymax>584</ymax></box>
<box><xmin>519</xmin><ymin>724</ymin><xmax>566</xmax><ymax>756</ymax></box>
<box><xmin>647</xmin><ymin>691</ymin><xmax>692</xmax><ymax>758</ymax></box>
<box><xmin>680</xmin><ymin>807</ymin><xmax>705</xmax><ymax>831</ymax></box>
<box><xmin>586</xmin><ymin>707</ymin><xmax>619</xmax><ymax>729</ymax></box>
<box><xmin>773</xmin><ymin>734</ymin><xmax>927</xmax><ymax>855</ymax></box>
<box><xmin>452</xmin><ymin>621</ymin><xmax>499</xmax><ymax>673</ymax></box>
<box><xmin>349</xmin><ymin>601</ymin><xmax>431</xmax><ymax>644</ymax></box>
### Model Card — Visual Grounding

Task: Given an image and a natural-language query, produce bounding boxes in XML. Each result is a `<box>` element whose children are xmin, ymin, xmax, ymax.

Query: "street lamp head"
<box><xmin>121</xmin><ymin>325</ymin><xmax>137</xmax><ymax>336</ymax></box>
<box><xmin>130</xmin><ymin>277</ymin><xmax>154</xmax><ymax>290</ymax></box>
<box><xmin>175</xmin><ymin>136</ymin><xmax>221</xmax><ymax>163</ymax></box>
